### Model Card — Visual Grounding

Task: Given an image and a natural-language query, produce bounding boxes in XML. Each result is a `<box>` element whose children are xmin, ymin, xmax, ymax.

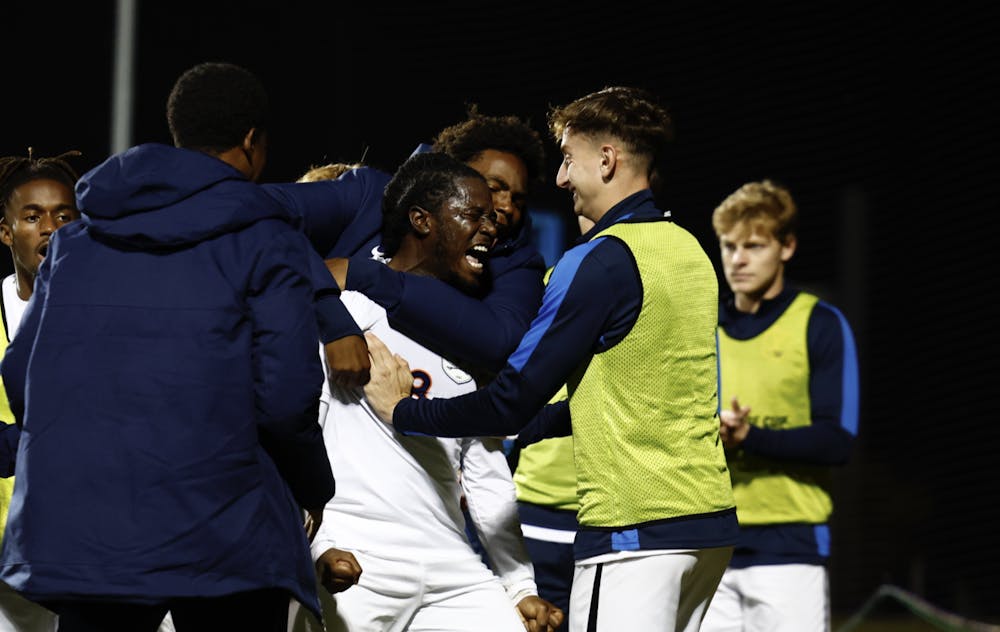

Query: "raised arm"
<box><xmin>262</xmin><ymin>166</ymin><xmax>390</xmax><ymax>258</ymax></box>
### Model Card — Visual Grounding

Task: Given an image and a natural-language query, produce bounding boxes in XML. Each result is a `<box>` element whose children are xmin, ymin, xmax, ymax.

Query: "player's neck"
<box><xmin>734</xmin><ymin>277</ymin><xmax>784</xmax><ymax>314</ymax></box>
<box><xmin>14</xmin><ymin>268</ymin><xmax>34</xmax><ymax>302</ymax></box>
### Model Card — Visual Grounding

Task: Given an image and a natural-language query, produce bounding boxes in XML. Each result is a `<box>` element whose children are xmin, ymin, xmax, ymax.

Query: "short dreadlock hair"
<box><xmin>0</xmin><ymin>149</ymin><xmax>81</xmax><ymax>221</ymax></box>
<box><xmin>380</xmin><ymin>152</ymin><xmax>485</xmax><ymax>258</ymax></box>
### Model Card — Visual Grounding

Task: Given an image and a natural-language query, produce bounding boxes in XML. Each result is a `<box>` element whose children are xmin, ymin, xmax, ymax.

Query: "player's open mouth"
<box><xmin>465</xmin><ymin>245</ymin><xmax>489</xmax><ymax>272</ymax></box>
<box><xmin>38</xmin><ymin>243</ymin><xmax>49</xmax><ymax>259</ymax></box>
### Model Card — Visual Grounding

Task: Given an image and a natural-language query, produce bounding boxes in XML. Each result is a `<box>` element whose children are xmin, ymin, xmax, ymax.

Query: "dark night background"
<box><xmin>4</xmin><ymin>2</ymin><xmax>997</xmax><ymax>625</ymax></box>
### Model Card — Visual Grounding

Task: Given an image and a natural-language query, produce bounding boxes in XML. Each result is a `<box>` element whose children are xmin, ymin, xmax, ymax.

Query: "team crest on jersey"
<box><xmin>441</xmin><ymin>359</ymin><xmax>473</xmax><ymax>385</ymax></box>
<box><xmin>371</xmin><ymin>245</ymin><xmax>390</xmax><ymax>264</ymax></box>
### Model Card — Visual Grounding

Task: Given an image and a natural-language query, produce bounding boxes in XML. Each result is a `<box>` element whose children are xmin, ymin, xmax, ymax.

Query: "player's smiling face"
<box><xmin>427</xmin><ymin>176</ymin><xmax>497</xmax><ymax>295</ymax></box>
<box><xmin>555</xmin><ymin>128</ymin><xmax>606</xmax><ymax>222</ymax></box>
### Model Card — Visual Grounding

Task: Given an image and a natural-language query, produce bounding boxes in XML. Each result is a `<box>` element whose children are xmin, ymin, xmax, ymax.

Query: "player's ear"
<box><xmin>600</xmin><ymin>143</ymin><xmax>617</xmax><ymax>181</ymax></box>
<box><xmin>409</xmin><ymin>205</ymin><xmax>432</xmax><ymax>236</ymax></box>
<box><xmin>0</xmin><ymin>219</ymin><xmax>12</xmax><ymax>248</ymax></box>
<box><xmin>780</xmin><ymin>235</ymin><xmax>797</xmax><ymax>262</ymax></box>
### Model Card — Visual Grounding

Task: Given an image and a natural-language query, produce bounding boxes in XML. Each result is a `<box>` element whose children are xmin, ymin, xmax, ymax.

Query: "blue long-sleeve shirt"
<box><xmin>263</xmin><ymin>166</ymin><xmax>545</xmax><ymax>371</ymax></box>
<box><xmin>719</xmin><ymin>286</ymin><xmax>860</xmax><ymax>566</ymax></box>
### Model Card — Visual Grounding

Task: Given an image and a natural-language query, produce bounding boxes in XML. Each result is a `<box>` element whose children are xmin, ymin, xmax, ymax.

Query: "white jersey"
<box><xmin>310</xmin><ymin>291</ymin><xmax>536</xmax><ymax>603</ymax></box>
<box><xmin>1</xmin><ymin>275</ymin><xmax>28</xmax><ymax>341</ymax></box>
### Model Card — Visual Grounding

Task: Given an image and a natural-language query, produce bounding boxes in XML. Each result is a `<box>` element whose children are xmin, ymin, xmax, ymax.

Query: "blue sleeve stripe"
<box><xmin>820</xmin><ymin>300</ymin><xmax>860</xmax><ymax>436</ymax></box>
<box><xmin>508</xmin><ymin>239</ymin><xmax>603</xmax><ymax>372</ymax></box>
<box><xmin>814</xmin><ymin>524</ymin><xmax>831</xmax><ymax>556</ymax></box>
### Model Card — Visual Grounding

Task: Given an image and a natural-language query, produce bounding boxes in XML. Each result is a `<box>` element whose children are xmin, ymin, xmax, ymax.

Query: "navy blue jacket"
<box><xmin>264</xmin><ymin>165</ymin><xmax>546</xmax><ymax>373</ymax></box>
<box><xmin>0</xmin><ymin>144</ymin><xmax>332</xmax><ymax>616</ymax></box>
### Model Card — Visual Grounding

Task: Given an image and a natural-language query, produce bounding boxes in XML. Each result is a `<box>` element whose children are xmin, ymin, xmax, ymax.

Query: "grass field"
<box><xmin>830</xmin><ymin>585</ymin><xmax>1000</xmax><ymax>631</ymax></box>
<box><xmin>833</xmin><ymin>616</ymin><xmax>997</xmax><ymax>631</ymax></box>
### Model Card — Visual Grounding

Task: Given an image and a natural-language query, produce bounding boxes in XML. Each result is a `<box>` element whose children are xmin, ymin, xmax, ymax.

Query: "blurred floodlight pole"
<box><xmin>111</xmin><ymin>0</ymin><xmax>137</xmax><ymax>154</ymax></box>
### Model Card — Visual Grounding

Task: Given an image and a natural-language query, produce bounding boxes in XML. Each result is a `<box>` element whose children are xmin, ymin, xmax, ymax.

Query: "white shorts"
<box><xmin>569</xmin><ymin>547</ymin><xmax>732</xmax><ymax>632</ymax></box>
<box><xmin>0</xmin><ymin>580</ymin><xmax>57</xmax><ymax>632</ymax></box>
<box><xmin>700</xmin><ymin>563</ymin><xmax>829</xmax><ymax>632</ymax></box>
<box><xmin>289</xmin><ymin>549</ymin><xmax>525</xmax><ymax>632</ymax></box>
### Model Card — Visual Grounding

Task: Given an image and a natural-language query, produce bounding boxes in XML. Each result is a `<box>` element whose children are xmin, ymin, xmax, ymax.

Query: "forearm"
<box><xmin>258</xmin><ymin>405</ymin><xmax>336</xmax><ymax>510</ymax></box>
<box><xmin>395</xmin><ymin>369</ymin><xmax>549</xmax><ymax>438</ymax></box>
<box><xmin>296</xmin><ymin>231</ymin><xmax>363</xmax><ymax>343</ymax></box>
<box><xmin>741</xmin><ymin>422</ymin><xmax>854</xmax><ymax>465</ymax></box>
<box><xmin>462</xmin><ymin>439</ymin><xmax>538</xmax><ymax>604</ymax></box>
<box><xmin>252</xmin><ymin>231</ymin><xmax>338</xmax><ymax>508</ymax></box>
<box><xmin>315</xmin><ymin>293</ymin><xmax>363</xmax><ymax>343</ymax></box>
<box><xmin>393</xmin><ymin>244</ymin><xmax>615</xmax><ymax>438</ymax></box>
<box><xmin>310</xmin><ymin>515</ymin><xmax>340</xmax><ymax>562</ymax></box>
<box><xmin>514</xmin><ymin>400</ymin><xmax>571</xmax><ymax>448</ymax></box>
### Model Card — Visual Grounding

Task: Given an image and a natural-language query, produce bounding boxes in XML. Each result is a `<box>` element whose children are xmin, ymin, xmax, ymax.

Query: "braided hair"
<box><xmin>0</xmin><ymin>148</ymin><xmax>81</xmax><ymax>220</ymax></box>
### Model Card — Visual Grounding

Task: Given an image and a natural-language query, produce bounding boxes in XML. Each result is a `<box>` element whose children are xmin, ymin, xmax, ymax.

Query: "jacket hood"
<box><xmin>76</xmin><ymin>143</ymin><xmax>294</xmax><ymax>248</ymax></box>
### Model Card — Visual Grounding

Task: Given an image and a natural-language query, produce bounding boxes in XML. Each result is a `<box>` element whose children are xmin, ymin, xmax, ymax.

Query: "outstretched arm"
<box><xmin>344</xmin><ymin>248</ymin><xmax>545</xmax><ymax>373</ymax></box>
<box><xmin>363</xmin><ymin>237</ymin><xmax>632</xmax><ymax>437</ymax></box>
<box><xmin>262</xmin><ymin>167</ymin><xmax>388</xmax><ymax>258</ymax></box>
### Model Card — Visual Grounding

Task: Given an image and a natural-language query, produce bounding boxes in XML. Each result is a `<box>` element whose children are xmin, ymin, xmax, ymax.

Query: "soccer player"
<box><xmin>700</xmin><ymin>180</ymin><xmax>860</xmax><ymax>632</ymax></box>
<box><xmin>295</xmin><ymin>152</ymin><xmax>562</xmax><ymax>632</ymax></box>
<box><xmin>264</xmin><ymin>107</ymin><xmax>548</xmax><ymax>375</ymax></box>
<box><xmin>0</xmin><ymin>149</ymin><xmax>82</xmax><ymax>631</ymax></box>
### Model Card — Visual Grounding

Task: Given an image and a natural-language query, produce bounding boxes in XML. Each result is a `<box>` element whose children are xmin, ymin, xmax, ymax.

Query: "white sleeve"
<box><xmin>460</xmin><ymin>437</ymin><xmax>538</xmax><ymax>605</ymax></box>
<box><xmin>310</xmin><ymin>511</ymin><xmax>340</xmax><ymax>562</ymax></box>
<box><xmin>317</xmin><ymin>343</ymin><xmax>332</xmax><ymax>429</ymax></box>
